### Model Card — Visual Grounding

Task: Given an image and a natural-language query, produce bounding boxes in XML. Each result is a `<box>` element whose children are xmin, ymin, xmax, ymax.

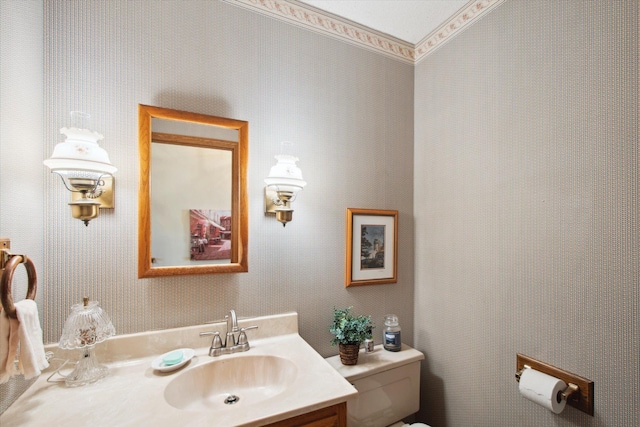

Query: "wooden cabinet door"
<box><xmin>263</xmin><ymin>402</ymin><xmax>347</xmax><ymax>427</ymax></box>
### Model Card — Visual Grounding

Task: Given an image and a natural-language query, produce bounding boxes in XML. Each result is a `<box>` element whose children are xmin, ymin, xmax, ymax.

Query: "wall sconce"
<box><xmin>43</xmin><ymin>112</ymin><xmax>117</xmax><ymax>226</ymax></box>
<box><xmin>264</xmin><ymin>142</ymin><xmax>306</xmax><ymax>227</ymax></box>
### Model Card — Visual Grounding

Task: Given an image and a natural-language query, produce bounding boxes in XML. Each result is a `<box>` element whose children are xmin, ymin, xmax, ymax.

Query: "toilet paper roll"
<box><xmin>518</xmin><ymin>368</ymin><xmax>567</xmax><ymax>414</ymax></box>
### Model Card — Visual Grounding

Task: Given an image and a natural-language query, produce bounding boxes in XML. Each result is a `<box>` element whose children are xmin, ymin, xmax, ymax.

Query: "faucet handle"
<box><xmin>200</xmin><ymin>331</ymin><xmax>223</xmax><ymax>356</ymax></box>
<box><xmin>236</xmin><ymin>326</ymin><xmax>258</xmax><ymax>351</ymax></box>
<box><xmin>211</xmin><ymin>332</ymin><xmax>223</xmax><ymax>349</ymax></box>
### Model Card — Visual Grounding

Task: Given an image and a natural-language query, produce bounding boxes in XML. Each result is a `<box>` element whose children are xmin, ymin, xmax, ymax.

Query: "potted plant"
<box><xmin>330</xmin><ymin>307</ymin><xmax>374</xmax><ymax>365</ymax></box>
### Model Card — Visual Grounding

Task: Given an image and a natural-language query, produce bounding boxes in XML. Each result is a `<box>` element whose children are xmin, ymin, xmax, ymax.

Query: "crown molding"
<box><xmin>226</xmin><ymin>0</ymin><xmax>505</xmax><ymax>65</ymax></box>
<box><xmin>229</xmin><ymin>0</ymin><xmax>415</xmax><ymax>63</ymax></box>
<box><xmin>414</xmin><ymin>0</ymin><xmax>505</xmax><ymax>63</ymax></box>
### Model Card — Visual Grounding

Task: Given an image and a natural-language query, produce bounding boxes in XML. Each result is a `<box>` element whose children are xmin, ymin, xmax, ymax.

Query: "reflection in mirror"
<box><xmin>138</xmin><ymin>105</ymin><xmax>248</xmax><ymax>278</ymax></box>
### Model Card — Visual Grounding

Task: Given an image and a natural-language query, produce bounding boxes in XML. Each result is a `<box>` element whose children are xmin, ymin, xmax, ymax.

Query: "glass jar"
<box><xmin>383</xmin><ymin>314</ymin><xmax>401</xmax><ymax>352</ymax></box>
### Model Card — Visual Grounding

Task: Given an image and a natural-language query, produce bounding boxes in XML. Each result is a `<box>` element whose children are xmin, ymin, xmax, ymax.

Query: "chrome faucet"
<box><xmin>200</xmin><ymin>309</ymin><xmax>258</xmax><ymax>357</ymax></box>
<box><xmin>225</xmin><ymin>309</ymin><xmax>239</xmax><ymax>347</ymax></box>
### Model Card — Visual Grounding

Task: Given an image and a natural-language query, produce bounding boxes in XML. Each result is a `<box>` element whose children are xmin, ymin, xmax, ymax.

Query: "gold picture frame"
<box><xmin>346</xmin><ymin>208</ymin><xmax>398</xmax><ymax>287</ymax></box>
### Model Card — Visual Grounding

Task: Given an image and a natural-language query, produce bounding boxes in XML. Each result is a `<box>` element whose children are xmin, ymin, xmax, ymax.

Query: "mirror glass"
<box><xmin>138</xmin><ymin>105</ymin><xmax>248</xmax><ymax>277</ymax></box>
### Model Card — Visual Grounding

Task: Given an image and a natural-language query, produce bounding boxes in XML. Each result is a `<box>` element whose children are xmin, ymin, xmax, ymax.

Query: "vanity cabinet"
<box><xmin>265</xmin><ymin>402</ymin><xmax>347</xmax><ymax>427</ymax></box>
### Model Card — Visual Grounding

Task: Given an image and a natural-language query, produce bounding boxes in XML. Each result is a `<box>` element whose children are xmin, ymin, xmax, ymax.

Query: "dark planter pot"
<box><xmin>338</xmin><ymin>343</ymin><xmax>360</xmax><ymax>365</ymax></box>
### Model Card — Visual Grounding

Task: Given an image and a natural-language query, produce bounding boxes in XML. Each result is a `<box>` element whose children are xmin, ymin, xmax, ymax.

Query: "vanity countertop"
<box><xmin>0</xmin><ymin>312</ymin><xmax>356</xmax><ymax>427</ymax></box>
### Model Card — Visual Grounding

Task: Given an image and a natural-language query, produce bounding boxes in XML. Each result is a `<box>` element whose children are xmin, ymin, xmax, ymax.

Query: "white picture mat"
<box><xmin>351</xmin><ymin>214</ymin><xmax>395</xmax><ymax>281</ymax></box>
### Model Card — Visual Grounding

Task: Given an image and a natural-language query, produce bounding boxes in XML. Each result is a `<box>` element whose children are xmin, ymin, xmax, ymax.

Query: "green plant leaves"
<box><xmin>330</xmin><ymin>306</ymin><xmax>374</xmax><ymax>346</ymax></box>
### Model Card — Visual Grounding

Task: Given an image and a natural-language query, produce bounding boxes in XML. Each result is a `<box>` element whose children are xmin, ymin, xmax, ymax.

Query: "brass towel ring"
<box><xmin>0</xmin><ymin>255</ymin><xmax>37</xmax><ymax>319</ymax></box>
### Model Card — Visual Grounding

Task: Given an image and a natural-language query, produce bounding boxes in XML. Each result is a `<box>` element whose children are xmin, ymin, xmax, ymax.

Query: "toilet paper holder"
<box><xmin>515</xmin><ymin>366</ymin><xmax>579</xmax><ymax>402</ymax></box>
<box><xmin>515</xmin><ymin>354</ymin><xmax>594</xmax><ymax>416</ymax></box>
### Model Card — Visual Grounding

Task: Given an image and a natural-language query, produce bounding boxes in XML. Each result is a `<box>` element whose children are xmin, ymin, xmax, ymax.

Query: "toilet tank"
<box><xmin>325</xmin><ymin>344</ymin><xmax>424</xmax><ymax>427</ymax></box>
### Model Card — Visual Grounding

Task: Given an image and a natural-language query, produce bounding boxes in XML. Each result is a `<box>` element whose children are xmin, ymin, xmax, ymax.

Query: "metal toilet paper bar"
<box><xmin>516</xmin><ymin>366</ymin><xmax>579</xmax><ymax>402</ymax></box>
<box><xmin>515</xmin><ymin>353</ymin><xmax>595</xmax><ymax>416</ymax></box>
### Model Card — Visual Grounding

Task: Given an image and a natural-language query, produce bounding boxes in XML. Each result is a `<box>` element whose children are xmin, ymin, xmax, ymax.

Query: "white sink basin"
<box><xmin>164</xmin><ymin>354</ymin><xmax>298</xmax><ymax>411</ymax></box>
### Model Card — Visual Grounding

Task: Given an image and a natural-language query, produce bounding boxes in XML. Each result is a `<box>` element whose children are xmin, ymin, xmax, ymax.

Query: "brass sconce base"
<box><xmin>68</xmin><ymin>176</ymin><xmax>114</xmax><ymax>226</ymax></box>
<box><xmin>264</xmin><ymin>188</ymin><xmax>279</xmax><ymax>214</ymax></box>
<box><xmin>264</xmin><ymin>188</ymin><xmax>294</xmax><ymax>227</ymax></box>
<box><xmin>275</xmin><ymin>209</ymin><xmax>293</xmax><ymax>225</ymax></box>
<box><xmin>69</xmin><ymin>199</ymin><xmax>100</xmax><ymax>226</ymax></box>
<box><xmin>71</xmin><ymin>176</ymin><xmax>114</xmax><ymax>209</ymax></box>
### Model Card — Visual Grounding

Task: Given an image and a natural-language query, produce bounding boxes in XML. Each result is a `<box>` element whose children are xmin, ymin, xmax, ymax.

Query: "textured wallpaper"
<box><xmin>2</xmin><ymin>0</ymin><xmax>415</xmax><ymax>413</ymax></box>
<box><xmin>0</xmin><ymin>0</ymin><xmax>44</xmax><ymax>413</ymax></box>
<box><xmin>40</xmin><ymin>0</ymin><xmax>415</xmax><ymax>358</ymax></box>
<box><xmin>414</xmin><ymin>1</ymin><xmax>638</xmax><ymax>426</ymax></box>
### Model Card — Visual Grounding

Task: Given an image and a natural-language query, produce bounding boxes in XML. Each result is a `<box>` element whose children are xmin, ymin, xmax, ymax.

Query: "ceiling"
<box><xmin>298</xmin><ymin>0</ymin><xmax>469</xmax><ymax>44</ymax></box>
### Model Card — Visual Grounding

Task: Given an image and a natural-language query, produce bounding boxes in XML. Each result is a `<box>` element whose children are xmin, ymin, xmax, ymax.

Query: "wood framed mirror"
<box><xmin>138</xmin><ymin>104</ymin><xmax>248</xmax><ymax>278</ymax></box>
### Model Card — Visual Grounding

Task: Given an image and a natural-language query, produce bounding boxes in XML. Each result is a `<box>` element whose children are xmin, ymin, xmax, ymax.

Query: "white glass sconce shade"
<box><xmin>43</xmin><ymin>112</ymin><xmax>117</xmax><ymax>225</ymax></box>
<box><xmin>43</xmin><ymin>127</ymin><xmax>117</xmax><ymax>178</ymax></box>
<box><xmin>264</xmin><ymin>142</ymin><xmax>306</xmax><ymax>227</ymax></box>
<box><xmin>264</xmin><ymin>154</ymin><xmax>307</xmax><ymax>193</ymax></box>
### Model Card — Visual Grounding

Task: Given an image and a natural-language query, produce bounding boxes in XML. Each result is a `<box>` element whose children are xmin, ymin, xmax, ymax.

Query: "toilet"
<box><xmin>325</xmin><ymin>343</ymin><xmax>428</xmax><ymax>427</ymax></box>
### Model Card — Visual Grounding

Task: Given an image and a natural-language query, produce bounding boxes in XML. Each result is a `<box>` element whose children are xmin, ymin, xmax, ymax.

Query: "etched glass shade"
<box><xmin>58</xmin><ymin>299</ymin><xmax>115</xmax><ymax>387</ymax></box>
<box><xmin>59</xmin><ymin>300</ymin><xmax>115</xmax><ymax>349</ymax></box>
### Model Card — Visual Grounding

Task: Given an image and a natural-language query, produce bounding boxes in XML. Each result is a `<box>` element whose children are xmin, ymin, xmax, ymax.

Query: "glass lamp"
<box><xmin>58</xmin><ymin>297</ymin><xmax>115</xmax><ymax>387</ymax></box>
<box><xmin>264</xmin><ymin>142</ymin><xmax>307</xmax><ymax>226</ymax></box>
<box><xmin>43</xmin><ymin>111</ymin><xmax>117</xmax><ymax>226</ymax></box>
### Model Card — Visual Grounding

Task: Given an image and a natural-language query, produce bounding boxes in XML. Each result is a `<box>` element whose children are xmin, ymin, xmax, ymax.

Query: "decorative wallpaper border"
<box><xmin>414</xmin><ymin>0</ymin><xmax>505</xmax><ymax>62</ymax></box>
<box><xmin>229</xmin><ymin>0</ymin><xmax>414</xmax><ymax>63</ymax></box>
<box><xmin>226</xmin><ymin>0</ymin><xmax>505</xmax><ymax>64</ymax></box>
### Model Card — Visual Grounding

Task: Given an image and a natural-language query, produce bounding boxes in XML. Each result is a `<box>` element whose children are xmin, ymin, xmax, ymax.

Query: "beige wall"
<box><xmin>0</xmin><ymin>0</ymin><xmax>44</xmax><ymax>412</ymax></box>
<box><xmin>40</xmin><ymin>1</ymin><xmax>415</xmax><ymax>346</ymax></box>
<box><xmin>1</xmin><ymin>0</ymin><xmax>415</xmax><ymax>412</ymax></box>
<box><xmin>414</xmin><ymin>1</ymin><xmax>638</xmax><ymax>425</ymax></box>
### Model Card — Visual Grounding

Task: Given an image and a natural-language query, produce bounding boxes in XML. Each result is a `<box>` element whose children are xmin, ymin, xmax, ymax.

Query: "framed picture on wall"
<box><xmin>345</xmin><ymin>208</ymin><xmax>398</xmax><ymax>287</ymax></box>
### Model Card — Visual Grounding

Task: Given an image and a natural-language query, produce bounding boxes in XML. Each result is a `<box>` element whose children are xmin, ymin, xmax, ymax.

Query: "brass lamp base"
<box><xmin>264</xmin><ymin>188</ymin><xmax>295</xmax><ymax>227</ymax></box>
<box><xmin>69</xmin><ymin>199</ymin><xmax>100</xmax><ymax>226</ymax></box>
<box><xmin>71</xmin><ymin>176</ymin><xmax>114</xmax><ymax>209</ymax></box>
<box><xmin>275</xmin><ymin>208</ymin><xmax>293</xmax><ymax>226</ymax></box>
<box><xmin>68</xmin><ymin>176</ymin><xmax>114</xmax><ymax>226</ymax></box>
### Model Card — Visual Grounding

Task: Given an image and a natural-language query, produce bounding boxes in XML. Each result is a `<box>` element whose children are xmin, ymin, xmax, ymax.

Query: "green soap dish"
<box><xmin>162</xmin><ymin>350</ymin><xmax>184</xmax><ymax>366</ymax></box>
